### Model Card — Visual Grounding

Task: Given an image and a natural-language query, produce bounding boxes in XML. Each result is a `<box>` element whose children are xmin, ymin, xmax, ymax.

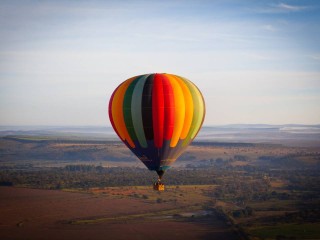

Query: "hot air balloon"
<box><xmin>108</xmin><ymin>73</ymin><xmax>205</xmax><ymax>190</ymax></box>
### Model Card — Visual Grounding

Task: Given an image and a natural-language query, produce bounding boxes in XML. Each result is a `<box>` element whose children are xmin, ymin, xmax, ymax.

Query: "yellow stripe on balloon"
<box><xmin>192</xmin><ymin>84</ymin><xmax>206</xmax><ymax>139</ymax></box>
<box><xmin>178</xmin><ymin>76</ymin><xmax>205</xmax><ymax>147</ymax></box>
<box><xmin>184</xmin><ymin>78</ymin><xmax>205</xmax><ymax>139</ymax></box>
<box><xmin>171</xmin><ymin>75</ymin><xmax>194</xmax><ymax>139</ymax></box>
<box><xmin>166</xmin><ymin>75</ymin><xmax>185</xmax><ymax>147</ymax></box>
<box><xmin>111</xmin><ymin>77</ymin><xmax>136</xmax><ymax>148</ymax></box>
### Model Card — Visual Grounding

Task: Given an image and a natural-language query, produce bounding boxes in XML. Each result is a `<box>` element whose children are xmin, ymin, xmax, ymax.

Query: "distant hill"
<box><xmin>0</xmin><ymin>124</ymin><xmax>319</xmax><ymax>147</ymax></box>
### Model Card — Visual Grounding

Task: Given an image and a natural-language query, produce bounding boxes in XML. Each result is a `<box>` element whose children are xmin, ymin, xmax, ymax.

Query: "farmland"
<box><xmin>0</xmin><ymin>186</ymin><xmax>238</xmax><ymax>240</ymax></box>
<box><xmin>0</xmin><ymin>128</ymin><xmax>319</xmax><ymax>240</ymax></box>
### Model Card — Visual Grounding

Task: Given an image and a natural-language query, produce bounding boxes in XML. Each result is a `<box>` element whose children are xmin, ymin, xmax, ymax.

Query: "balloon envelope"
<box><xmin>109</xmin><ymin>73</ymin><xmax>205</xmax><ymax>177</ymax></box>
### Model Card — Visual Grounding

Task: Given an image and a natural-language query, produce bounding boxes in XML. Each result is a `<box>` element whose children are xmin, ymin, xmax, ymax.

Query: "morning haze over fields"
<box><xmin>0</xmin><ymin>1</ymin><xmax>320</xmax><ymax>240</ymax></box>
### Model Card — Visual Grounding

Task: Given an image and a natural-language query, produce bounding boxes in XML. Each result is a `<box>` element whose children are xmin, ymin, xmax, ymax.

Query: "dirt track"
<box><xmin>0</xmin><ymin>187</ymin><xmax>239</xmax><ymax>240</ymax></box>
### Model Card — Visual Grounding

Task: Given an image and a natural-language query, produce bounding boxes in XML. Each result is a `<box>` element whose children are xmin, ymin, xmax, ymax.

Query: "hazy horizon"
<box><xmin>1</xmin><ymin>124</ymin><xmax>319</xmax><ymax>148</ymax></box>
<box><xmin>1</xmin><ymin>123</ymin><xmax>320</xmax><ymax>128</ymax></box>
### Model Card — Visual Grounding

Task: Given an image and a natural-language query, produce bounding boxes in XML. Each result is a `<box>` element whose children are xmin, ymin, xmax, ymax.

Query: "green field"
<box><xmin>249</xmin><ymin>223</ymin><xmax>320</xmax><ymax>239</ymax></box>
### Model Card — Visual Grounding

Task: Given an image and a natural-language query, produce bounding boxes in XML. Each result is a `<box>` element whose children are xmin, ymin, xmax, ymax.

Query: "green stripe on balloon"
<box><xmin>131</xmin><ymin>74</ymin><xmax>149</xmax><ymax>148</ymax></box>
<box><xmin>123</xmin><ymin>77</ymin><xmax>140</xmax><ymax>141</ymax></box>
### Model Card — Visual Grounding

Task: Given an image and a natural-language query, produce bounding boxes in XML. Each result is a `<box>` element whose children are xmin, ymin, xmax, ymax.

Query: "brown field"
<box><xmin>0</xmin><ymin>187</ymin><xmax>239</xmax><ymax>240</ymax></box>
<box><xmin>1</xmin><ymin>135</ymin><xmax>319</xmax><ymax>239</ymax></box>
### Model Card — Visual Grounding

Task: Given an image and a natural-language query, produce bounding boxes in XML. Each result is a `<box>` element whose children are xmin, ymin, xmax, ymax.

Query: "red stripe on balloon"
<box><xmin>162</xmin><ymin>74</ymin><xmax>175</xmax><ymax>140</ymax></box>
<box><xmin>152</xmin><ymin>74</ymin><xmax>164</xmax><ymax>148</ymax></box>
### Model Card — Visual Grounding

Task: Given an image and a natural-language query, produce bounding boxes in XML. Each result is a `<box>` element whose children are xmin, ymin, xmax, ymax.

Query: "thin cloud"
<box><xmin>262</xmin><ymin>24</ymin><xmax>277</xmax><ymax>32</ymax></box>
<box><xmin>242</xmin><ymin>53</ymin><xmax>273</xmax><ymax>61</ymax></box>
<box><xmin>309</xmin><ymin>54</ymin><xmax>320</xmax><ymax>61</ymax></box>
<box><xmin>134</xmin><ymin>33</ymin><xmax>200</xmax><ymax>42</ymax></box>
<box><xmin>253</xmin><ymin>2</ymin><xmax>310</xmax><ymax>14</ymax></box>
<box><xmin>277</xmin><ymin>3</ymin><xmax>308</xmax><ymax>12</ymax></box>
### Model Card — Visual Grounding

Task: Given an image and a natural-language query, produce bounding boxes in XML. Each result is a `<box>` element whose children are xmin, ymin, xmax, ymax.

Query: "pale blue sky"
<box><xmin>0</xmin><ymin>0</ymin><xmax>319</xmax><ymax>125</ymax></box>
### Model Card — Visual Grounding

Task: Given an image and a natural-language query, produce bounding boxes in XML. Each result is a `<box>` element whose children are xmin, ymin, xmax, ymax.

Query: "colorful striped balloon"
<box><xmin>109</xmin><ymin>73</ymin><xmax>205</xmax><ymax>178</ymax></box>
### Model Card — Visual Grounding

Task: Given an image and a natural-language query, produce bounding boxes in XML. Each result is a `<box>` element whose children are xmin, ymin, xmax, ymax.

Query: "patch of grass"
<box><xmin>70</xmin><ymin>205</ymin><xmax>203</xmax><ymax>225</ymax></box>
<box><xmin>249</xmin><ymin>223</ymin><xmax>320</xmax><ymax>239</ymax></box>
<box><xmin>248</xmin><ymin>199</ymin><xmax>297</xmax><ymax>210</ymax></box>
<box><xmin>7</xmin><ymin>136</ymin><xmax>54</xmax><ymax>141</ymax></box>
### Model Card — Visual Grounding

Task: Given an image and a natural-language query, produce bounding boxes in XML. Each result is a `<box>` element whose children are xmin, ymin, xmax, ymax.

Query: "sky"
<box><xmin>0</xmin><ymin>0</ymin><xmax>320</xmax><ymax>126</ymax></box>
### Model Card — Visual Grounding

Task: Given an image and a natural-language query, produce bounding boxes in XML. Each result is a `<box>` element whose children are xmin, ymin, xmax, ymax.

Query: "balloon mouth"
<box><xmin>156</xmin><ymin>170</ymin><xmax>165</xmax><ymax>179</ymax></box>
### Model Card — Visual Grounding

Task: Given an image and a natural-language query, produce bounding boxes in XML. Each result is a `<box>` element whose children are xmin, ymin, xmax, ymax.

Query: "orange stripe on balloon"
<box><xmin>165</xmin><ymin>74</ymin><xmax>185</xmax><ymax>147</ymax></box>
<box><xmin>109</xmin><ymin>85</ymin><xmax>121</xmax><ymax>140</ymax></box>
<box><xmin>172</xmin><ymin>75</ymin><xmax>194</xmax><ymax>139</ymax></box>
<box><xmin>111</xmin><ymin>77</ymin><xmax>136</xmax><ymax>148</ymax></box>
